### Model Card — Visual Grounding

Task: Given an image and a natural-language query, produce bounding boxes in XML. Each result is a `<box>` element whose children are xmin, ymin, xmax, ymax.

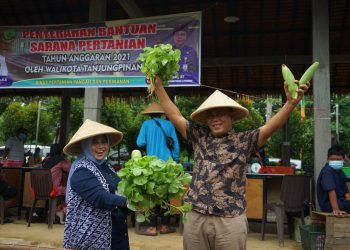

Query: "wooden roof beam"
<box><xmin>116</xmin><ymin>0</ymin><xmax>144</xmax><ymax>18</ymax></box>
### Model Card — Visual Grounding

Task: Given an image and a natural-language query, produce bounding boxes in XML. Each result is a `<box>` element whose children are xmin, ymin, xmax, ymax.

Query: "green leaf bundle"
<box><xmin>117</xmin><ymin>155</ymin><xmax>192</xmax><ymax>222</ymax></box>
<box><xmin>136</xmin><ymin>44</ymin><xmax>181</xmax><ymax>95</ymax></box>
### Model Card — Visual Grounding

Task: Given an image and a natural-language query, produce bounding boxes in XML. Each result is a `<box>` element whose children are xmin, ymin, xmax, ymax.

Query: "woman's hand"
<box><xmin>284</xmin><ymin>80</ymin><xmax>310</xmax><ymax>106</ymax></box>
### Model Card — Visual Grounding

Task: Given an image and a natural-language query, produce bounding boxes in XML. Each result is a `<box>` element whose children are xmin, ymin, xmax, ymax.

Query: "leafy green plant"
<box><xmin>137</xmin><ymin>44</ymin><xmax>181</xmax><ymax>94</ymax></box>
<box><xmin>117</xmin><ymin>155</ymin><xmax>192</xmax><ymax>222</ymax></box>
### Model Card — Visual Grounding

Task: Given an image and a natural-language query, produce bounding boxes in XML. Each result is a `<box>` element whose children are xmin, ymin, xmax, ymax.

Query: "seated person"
<box><xmin>43</xmin><ymin>144</ymin><xmax>71</xmax><ymax>223</ymax></box>
<box><xmin>28</xmin><ymin>147</ymin><xmax>42</xmax><ymax>166</ymax></box>
<box><xmin>0</xmin><ymin>173</ymin><xmax>17</xmax><ymax>222</ymax></box>
<box><xmin>317</xmin><ymin>145</ymin><xmax>350</xmax><ymax>216</ymax></box>
<box><xmin>45</xmin><ymin>158</ymin><xmax>71</xmax><ymax>196</ymax></box>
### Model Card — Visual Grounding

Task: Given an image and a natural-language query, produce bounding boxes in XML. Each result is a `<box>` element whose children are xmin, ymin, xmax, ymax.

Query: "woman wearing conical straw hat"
<box><xmin>63</xmin><ymin>119</ymin><xmax>129</xmax><ymax>250</ymax></box>
<box><xmin>147</xmin><ymin>76</ymin><xmax>310</xmax><ymax>250</ymax></box>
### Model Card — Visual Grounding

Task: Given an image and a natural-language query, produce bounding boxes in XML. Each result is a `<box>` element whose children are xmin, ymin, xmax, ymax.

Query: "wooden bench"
<box><xmin>311</xmin><ymin>211</ymin><xmax>350</xmax><ymax>250</ymax></box>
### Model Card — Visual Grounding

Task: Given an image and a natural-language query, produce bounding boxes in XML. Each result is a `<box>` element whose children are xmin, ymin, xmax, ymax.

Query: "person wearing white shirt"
<box><xmin>3</xmin><ymin>127</ymin><xmax>28</xmax><ymax>166</ymax></box>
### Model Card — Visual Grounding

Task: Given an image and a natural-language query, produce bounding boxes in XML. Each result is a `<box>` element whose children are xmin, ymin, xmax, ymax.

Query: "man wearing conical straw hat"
<box><xmin>137</xmin><ymin>102</ymin><xmax>180</xmax><ymax>163</ymax></box>
<box><xmin>148</xmin><ymin>76</ymin><xmax>310</xmax><ymax>250</ymax></box>
<box><xmin>63</xmin><ymin>119</ymin><xmax>130</xmax><ymax>250</ymax></box>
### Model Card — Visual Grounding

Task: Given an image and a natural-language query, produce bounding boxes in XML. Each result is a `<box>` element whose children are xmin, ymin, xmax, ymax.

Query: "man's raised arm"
<box><xmin>150</xmin><ymin>76</ymin><xmax>188</xmax><ymax>139</ymax></box>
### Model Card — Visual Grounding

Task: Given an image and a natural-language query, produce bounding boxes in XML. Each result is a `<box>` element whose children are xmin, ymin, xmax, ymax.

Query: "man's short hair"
<box><xmin>328</xmin><ymin>144</ymin><xmax>345</xmax><ymax>158</ymax></box>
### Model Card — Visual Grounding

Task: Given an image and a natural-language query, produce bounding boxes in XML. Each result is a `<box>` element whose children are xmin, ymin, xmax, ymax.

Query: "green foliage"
<box><xmin>265</xmin><ymin>109</ymin><xmax>307</xmax><ymax>158</ymax></box>
<box><xmin>102</xmin><ymin>98</ymin><xmax>134</xmax><ymax>152</ymax></box>
<box><xmin>262</xmin><ymin>97</ymin><xmax>314</xmax><ymax>173</ymax></box>
<box><xmin>0</xmin><ymin>97</ymin><xmax>12</xmax><ymax>115</ymax></box>
<box><xmin>137</xmin><ymin>44</ymin><xmax>181</xmax><ymax>93</ymax></box>
<box><xmin>0</xmin><ymin>101</ymin><xmax>51</xmax><ymax>145</ymax></box>
<box><xmin>233</xmin><ymin>100</ymin><xmax>264</xmax><ymax>132</ymax></box>
<box><xmin>68</xmin><ymin>98</ymin><xmax>84</xmax><ymax>137</ymax></box>
<box><xmin>331</xmin><ymin>95</ymin><xmax>350</xmax><ymax>155</ymax></box>
<box><xmin>176</xmin><ymin>95</ymin><xmax>205</xmax><ymax>120</ymax></box>
<box><xmin>117</xmin><ymin>156</ymin><xmax>192</xmax><ymax>222</ymax></box>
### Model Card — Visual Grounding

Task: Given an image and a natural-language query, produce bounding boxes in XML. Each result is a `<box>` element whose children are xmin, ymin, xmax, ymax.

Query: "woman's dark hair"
<box><xmin>328</xmin><ymin>144</ymin><xmax>345</xmax><ymax>158</ymax></box>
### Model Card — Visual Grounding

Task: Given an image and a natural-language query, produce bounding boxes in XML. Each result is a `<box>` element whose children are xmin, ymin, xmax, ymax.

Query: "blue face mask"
<box><xmin>329</xmin><ymin>160</ymin><xmax>344</xmax><ymax>170</ymax></box>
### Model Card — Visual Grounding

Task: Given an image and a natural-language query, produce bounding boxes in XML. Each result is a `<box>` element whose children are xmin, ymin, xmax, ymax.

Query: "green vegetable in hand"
<box><xmin>281</xmin><ymin>62</ymin><xmax>319</xmax><ymax>99</ymax></box>
<box><xmin>137</xmin><ymin>44</ymin><xmax>181</xmax><ymax>95</ymax></box>
<box><xmin>282</xmin><ymin>64</ymin><xmax>298</xmax><ymax>99</ymax></box>
<box><xmin>117</xmin><ymin>155</ymin><xmax>192</xmax><ymax>223</ymax></box>
<box><xmin>299</xmin><ymin>62</ymin><xmax>319</xmax><ymax>85</ymax></box>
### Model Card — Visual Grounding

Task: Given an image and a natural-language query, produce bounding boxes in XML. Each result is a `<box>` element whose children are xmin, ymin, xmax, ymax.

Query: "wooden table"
<box><xmin>246</xmin><ymin>174</ymin><xmax>313</xmax><ymax>220</ymax></box>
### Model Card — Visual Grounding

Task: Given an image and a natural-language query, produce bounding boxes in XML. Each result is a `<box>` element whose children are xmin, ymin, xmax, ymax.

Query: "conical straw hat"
<box><xmin>142</xmin><ymin>102</ymin><xmax>165</xmax><ymax>115</ymax></box>
<box><xmin>63</xmin><ymin>119</ymin><xmax>123</xmax><ymax>156</ymax></box>
<box><xmin>190</xmin><ymin>90</ymin><xmax>249</xmax><ymax>124</ymax></box>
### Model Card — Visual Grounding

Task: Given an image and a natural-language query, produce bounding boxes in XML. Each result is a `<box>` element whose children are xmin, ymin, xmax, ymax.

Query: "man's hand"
<box><xmin>146</xmin><ymin>75</ymin><xmax>163</xmax><ymax>90</ymax></box>
<box><xmin>284</xmin><ymin>80</ymin><xmax>310</xmax><ymax>106</ymax></box>
<box><xmin>333</xmin><ymin>209</ymin><xmax>347</xmax><ymax>216</ymax></box>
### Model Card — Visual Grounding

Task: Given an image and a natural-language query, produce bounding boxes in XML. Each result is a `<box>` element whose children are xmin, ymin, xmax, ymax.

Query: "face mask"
<box><xmin>329</xmin><ymin>160</ymin><xmax>344</xmax><ymax>170</ymax></box>
<box><xmin>18</xmin><ymin>133</ymin><xmax>27</xmax><ymax>141</ymax></box>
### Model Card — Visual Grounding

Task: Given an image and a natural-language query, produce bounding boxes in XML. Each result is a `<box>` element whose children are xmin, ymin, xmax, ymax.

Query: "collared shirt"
<box><xmin>184</xmin><ymin>121</ymin><xmax>259</xmax><ymax>217</ymax></box>
<box><xmin>317</xmin><ymin>164</ymin><xmax>349</xmax><ymax>212</ymax></box>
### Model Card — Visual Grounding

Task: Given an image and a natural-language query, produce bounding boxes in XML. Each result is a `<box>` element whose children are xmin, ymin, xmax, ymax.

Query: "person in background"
<box><xmin>0</xmin><ymin>173</ymin><xmax>17</xmax><ymax>223</ymax></box>
<box><xmin>331</xmin><ymin>131</ymin><xmax>350</xmax><ymax>164</ymax></box>
<box><xmin>28</xmin><ymin>147</ymin><xmax>42</xmax><ymax>166</ymax></box>
<box><xmin>149</xmin><ymin>75</ymin><xmax>309</xmax><ymax>250</ymax></box>
<box><xmin>2</xmin><ymin>127</ymin><xmax>28</xmax><ymax>167</ymax></box>
<box><xmin>172</xmin><ymin>23</ymin><xmax>199</xmax><ymax>84</ymax></box>
<box><xmin>317</xmin><ymin>145</ymin><xmax>350</xmax><ymax>216</ymax></box>
<box><xmin>0</xmin><ymin>34</ymin><xmax>10</xmax><ymax>77</ymax></box>
<box><xmin>137</xmin><ymin>102</ymin><xmax>180</xmax><ymax>162</ymax></box>
<box><xmin>136</xmin><ymin>102</ymin><xmax>180</xmax><ymax>236</ymax></box>
<box><xmin>43</xmin><ymin>144</ymin><xmax>71</xmax><ymax>224</ymax></box>
<box><xmin>63</xmin><ymin>119</ymin><xmax>129</xmax><ymax>250</ymax></box>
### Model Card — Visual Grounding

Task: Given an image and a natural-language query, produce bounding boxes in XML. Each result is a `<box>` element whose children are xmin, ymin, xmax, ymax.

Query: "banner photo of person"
<box><xmin>0</xmin><ymin>11</ymin><xmax>201</xmax><ymax>89</ymax></box>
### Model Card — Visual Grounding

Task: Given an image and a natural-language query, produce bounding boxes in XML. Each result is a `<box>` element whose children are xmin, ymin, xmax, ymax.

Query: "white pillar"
<box><xmin>83</xmin><ymin>0</ymin><xmax>106</xmax><ymax>122</ymax></box>
<box><xmin>312</xmin><ymin>0</ymin><xmax>331</xmax><ymax>209</ymax></box>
